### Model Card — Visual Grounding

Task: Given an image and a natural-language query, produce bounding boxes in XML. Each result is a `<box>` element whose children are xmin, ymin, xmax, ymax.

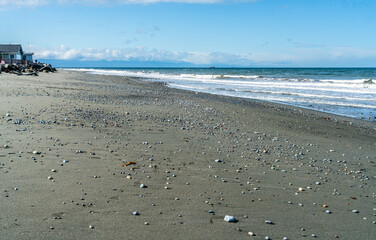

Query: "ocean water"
<box><xmin>69</xmin><ymin>68</ymin><xmax>376</xmax><ymax>122</ymax></box>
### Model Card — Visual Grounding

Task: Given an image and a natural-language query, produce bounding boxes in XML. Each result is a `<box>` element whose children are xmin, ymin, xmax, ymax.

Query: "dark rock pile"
<box><xmin>0</xmin><ymin>63</ymin><xmax>57</xmax><ymax>76</ymax></box>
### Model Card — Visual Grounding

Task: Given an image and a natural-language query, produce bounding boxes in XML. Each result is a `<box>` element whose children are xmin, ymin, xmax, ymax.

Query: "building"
<box><xmin>0</xmin><ymin>44</ymin><xmax>33</xmax><ymax>65</ymax></box>
<box><xmin>24</xmin><ymin>52</ymin><xmax>34</xmax><ymax>63</ymax></box>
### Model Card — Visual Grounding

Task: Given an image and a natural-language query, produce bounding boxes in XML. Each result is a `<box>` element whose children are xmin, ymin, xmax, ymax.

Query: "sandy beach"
<box><xmin>1</xmin><ymin>70</ymin><xmax>375</xmax><ymax>240</ymax></box>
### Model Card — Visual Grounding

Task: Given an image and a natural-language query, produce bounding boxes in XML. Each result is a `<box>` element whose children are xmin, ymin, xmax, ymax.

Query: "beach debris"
<box><xmin>215</xmin><ymin>159</ymin><xmax>223</xmax><ymax>163</ymax></box>
<box><xmin>33</xmin><ymin>151</ymin><xmax>41</xmax><ymax>155</ymax></box>
<box><xmin>132</xmin><ymin>211</ymin><xmax>140</xmax><ymax>215</ymax></box>
<box><xmin>265</xmin><ymin>220</ymin><xmax>273</xmax><ymax>224</ymax></box>
<box><xmin>248</xmin><ymin>231</ymin><xmax>256</xmax><ymax>236</ymax></box>
<box><xmin>122</xmin><ymin>161</ymin><xmax>135</xmax><ymax>167</ymax></box>
<box><xmin>140</xmin><ymin>184</ymin><xmax>147</xmax><ymax>188</ymax></box>
<box><xmin>89</xmin><ymin>225</ymin><xmax>94</xmax><ymax>229</ymax></box>
<box><xmin>0</xmin><ymin>62</ymin><xmax>56</xmax><ymax>75</ymax></box>
<box><xmin>224</xmin><ymin>215</ymin><xmax>236</xmax><ymax>222</ymax></box>
<box><xmin>352</xmin><ymin>209</ymin><xmax>359</xmax><ymax>213</ymax></box>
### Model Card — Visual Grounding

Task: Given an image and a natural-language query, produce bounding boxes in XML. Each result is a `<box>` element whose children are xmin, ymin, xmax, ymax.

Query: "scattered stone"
<box><xmin>224</xmin><ymin>215</ymin><xmax>236</xmax><ymax>222</ymax></box>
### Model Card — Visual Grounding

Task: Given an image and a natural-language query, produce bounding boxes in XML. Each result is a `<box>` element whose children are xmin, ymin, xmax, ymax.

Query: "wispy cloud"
<box><xmin>0</xmin><ymin>0</ymin><xmax>48</xmax><ymax>8</ymax></box>
<box><xmin>0</xmin><ymin>0</ymin><xmax>258</xmax><ymax>9</ymax></box>
<box><xmin>33</xmin><ymin>44</ymin><xmax>376</xmax><ymax>67</ymax></box>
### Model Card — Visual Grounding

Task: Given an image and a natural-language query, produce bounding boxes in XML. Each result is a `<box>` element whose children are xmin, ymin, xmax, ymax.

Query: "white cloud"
<box><xmin>33</xmin><ymin>45</ymin><xmax>376</xmax><ymax>67</ymax></box>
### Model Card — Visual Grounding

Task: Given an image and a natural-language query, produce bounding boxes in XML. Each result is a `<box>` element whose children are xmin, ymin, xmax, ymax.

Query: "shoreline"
<box><xmin>68</xmin><ymin>68</ymin><xmax>376</xmax><ymax>126</ymax></box>
<box><xmin>84</xmin><ymin>70</ymin><xmax>375</xmax><ymax>132</ymax></box>
<box><xmin>1</xmin><ymin>70</ymin><xmax>375</xmax><ymax>239</ymax></box>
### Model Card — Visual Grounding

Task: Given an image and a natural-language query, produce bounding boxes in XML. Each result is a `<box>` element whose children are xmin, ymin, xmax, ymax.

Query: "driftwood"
<box><xmin>0</xmin><ymin>62</ymin><xmax>56</xmax><ymax>75</ymax></box>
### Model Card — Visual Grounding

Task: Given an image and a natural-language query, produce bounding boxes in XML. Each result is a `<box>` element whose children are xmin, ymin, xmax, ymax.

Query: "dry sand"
<box><xmin>0</xmin><ymin>70</ymin><xmax>375</xmax><ymax>239</ymax></box>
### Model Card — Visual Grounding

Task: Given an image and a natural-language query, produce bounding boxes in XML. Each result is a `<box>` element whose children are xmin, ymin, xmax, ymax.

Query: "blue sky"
<box><xmin>1</xmin><ymin>0</ymin><xmax>376</xmax><ymax>67</ymax></box>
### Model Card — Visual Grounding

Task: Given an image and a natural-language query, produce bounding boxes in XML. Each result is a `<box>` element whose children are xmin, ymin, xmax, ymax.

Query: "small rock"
<box><xmin>224</xmin><ymin>215</ymin><xmax>236</xmax><ymax>222</ymax></box>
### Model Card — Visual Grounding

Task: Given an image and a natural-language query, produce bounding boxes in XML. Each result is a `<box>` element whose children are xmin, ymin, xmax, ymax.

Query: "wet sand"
<box><xmin>1</xmin><ymin>70</ymin><xmax>375</xmax><ymax>239</ymax></box>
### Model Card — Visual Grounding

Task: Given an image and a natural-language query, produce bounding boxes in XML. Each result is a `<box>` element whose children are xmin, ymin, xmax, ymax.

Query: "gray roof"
<box><xmin>0</xmin><ymin>44</ymin><xmax>22</xmax><ymax>54</ymax></box>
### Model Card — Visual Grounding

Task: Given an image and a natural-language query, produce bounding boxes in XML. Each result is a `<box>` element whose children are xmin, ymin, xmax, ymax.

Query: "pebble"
<box><xmin>140</xmin><ymin>184</ymin><xmax>147</xmax><ymax>188</ymax></box>
<box><xmin>224</xmin><ymin>215</ymin><xmax>236</xmax><ymax>222</ymax></box>
<box><xmin>215</xmin><ymin>159</ymin><xmax>223</xmax><ymax>163</ymax></box>
<box><xmin>33</xmin><ymin>151</ymin><xmax>41</xmax><ymax>154</ymax></box>
<box><xmin>326</xmin><ymin>210</ymin><xmax>332</xmax><ymax>214</ymax></box>
<box><xmin>248</xmin><ymin>231</ymin><xmax>255</xmax><ymax>236</ymax></box>
<box><xmin>132</xmin><ymin>211</ymin><xmax>140</xmax><ymax>215</ymax></box>
<box><xmin>352</xmin><ymin>209</ymin><xmax>359</xmax><ymax>213</ymax></box>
